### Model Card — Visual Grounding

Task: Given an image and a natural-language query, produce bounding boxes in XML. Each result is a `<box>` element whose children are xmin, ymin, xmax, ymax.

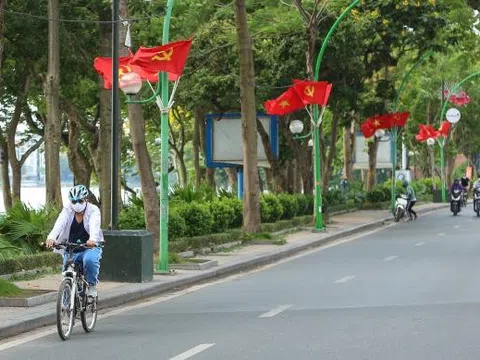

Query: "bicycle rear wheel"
<box><xmin>56</xmin><ymin>279</ymin><xmax>75</xmax><ymax>341</ymax></box>
<box><xmin>81</xmin><ymin>295</ymin><xmax>98</xmax><ymax>333</ymax></box>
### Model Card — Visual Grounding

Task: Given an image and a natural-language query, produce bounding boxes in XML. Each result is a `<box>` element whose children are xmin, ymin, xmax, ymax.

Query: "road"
<box><xmin>1</xmin><ymin>208</ymin><xmax>480</xmax><ymax>359</ymax></box>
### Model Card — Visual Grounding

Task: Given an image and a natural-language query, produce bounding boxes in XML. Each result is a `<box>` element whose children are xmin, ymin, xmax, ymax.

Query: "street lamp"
<box><xmin>119</xmin><ymin>72</ymin><xmax>143</xmax><ymax>95</ymax></box>
<box><xmin>289</xmin><ymin>120</ymin><xmax>304</xmax><ymax>134</ymax></box>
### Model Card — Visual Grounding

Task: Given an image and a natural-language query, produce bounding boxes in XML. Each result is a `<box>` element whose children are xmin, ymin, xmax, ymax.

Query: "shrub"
<box><xmin>0</xmin><ymin>252</ymin><xmax>62</xmax><ymax>275</ymax></box>
<box><xmin>305</xmin><ymin>194</ymin><xmax>314</xmax><ymax>214</ymax></box>
<box><xmin>323</xmin><ymin>189</ymin><xmax>344</xmax><ymax>207</ymax></box>
<box><xmin>260</xmin><ymin>194</ymin><xmax>284</xmax><ymax>223</ymax></box>
<box><xmin>366</xmin><ymin>188</ymin><xmax>385</xmax><ymax>204</ymax></box>
<box><xmin>277</xmin><ymin>194</ymin><xmax>299</xmax><ymax>219</ymax></box>
<box><xmin>0</xmin><ymin>278</ymin><xmax>23</xmax><ymax>296</ymax></box>
<box><xmin>168</xmin><ymin>210</ymin><xmax>186</xmax><ymax>240</ymax></box>
<box><xmin>209</xmin><ymin>199</ymin><xmax>235</xmax><ymax>233</ymax></box>
<box><xmin>119</xmin><ymin>204</ymin><xmax>145</xmax><ymax>230</ymax></box>
<box><xmin>176</xmin><ymin>203</ymin><xmax>214</xmax><ymax>237</ymax></box>
<box><xmin>0</xmin><ymin>202</ymin><xmax>59</xmax><ymax>254</ymax></box>
<box><xmin>221</xmin><ymin>198</ymin><xmax>243</xmax><ymax>228</ymax></box>
<box><xmin>294</xmin><ymin>194</ymin><xmax>309</xmax><ymax>216</ymax></box>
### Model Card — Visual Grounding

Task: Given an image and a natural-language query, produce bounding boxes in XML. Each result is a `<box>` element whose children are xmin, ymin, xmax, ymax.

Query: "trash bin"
<box><xmin>99</xmin><ymin>230</ymin><xmax>153</xmax><ymax>283</ymax></box>
<box><xmin>432</xmin><ymin>189</ymin><xmax>442</xmax><ymax>203</ymax></box>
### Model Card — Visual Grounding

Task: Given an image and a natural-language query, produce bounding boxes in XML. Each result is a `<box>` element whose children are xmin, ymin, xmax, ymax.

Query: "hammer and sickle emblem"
<box><xmin>304</xmin><ymin>85</ymin><xmax>315</xmax><ymax>98</ymax></box>
<box><xmin>152</xmin><ymin>48</ymin><xmax>174</xmax><ymax>61</ymax></box>
<box><xmin>119</xmin><ymin>65</ymin><xmax>132</xmax><ymax>77</ymax></box>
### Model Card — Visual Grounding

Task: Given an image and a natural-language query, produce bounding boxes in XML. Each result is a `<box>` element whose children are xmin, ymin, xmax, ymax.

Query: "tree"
<box><xmin>234</xmin><ymin>0</ymin><xmax>261</xmax><ymax>232</ymax></box>
<box><xmin>44</xmin><ymin>0</ymin><xmax>62</xmax><ymax>207</ymax></box>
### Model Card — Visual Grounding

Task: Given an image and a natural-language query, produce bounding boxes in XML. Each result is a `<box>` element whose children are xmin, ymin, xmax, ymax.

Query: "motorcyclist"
<box><xmin>45</xmin><ymin>185</ymin><xmax>104</xmax><ymax>298</ymax></box>
<box><xmin>461</xmin><ymin>174</ymin><xmax>470</xmax><ymax>189</ymax></box>
<box><xmin>403</xmin><ymin>181</ymin><xmax>417</xmax><ymax>220</ymax></box>
<box><xmin>473</xmin><ymin>177</ymin><xmax>480</xmax><ymax>191</ymax></box>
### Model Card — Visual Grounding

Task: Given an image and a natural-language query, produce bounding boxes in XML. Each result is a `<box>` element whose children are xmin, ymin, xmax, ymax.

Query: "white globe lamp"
<box><xmin>119</xmin><ymin>72</ymin><xmax>143</xmax><ymax>95</ymax></box>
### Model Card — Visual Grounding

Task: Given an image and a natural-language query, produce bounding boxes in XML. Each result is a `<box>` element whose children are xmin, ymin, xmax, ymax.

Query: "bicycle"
<box><xmin>54</xmin><ymin>240</ymin><xmax>104</xmax><ymax>341</ymax></box>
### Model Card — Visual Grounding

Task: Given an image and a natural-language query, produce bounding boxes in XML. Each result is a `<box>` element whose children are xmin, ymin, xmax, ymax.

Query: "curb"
<box><xmin>0</xmin><ymin>204</ymin><xmax>446</xmax><ymax>340</ymax></box>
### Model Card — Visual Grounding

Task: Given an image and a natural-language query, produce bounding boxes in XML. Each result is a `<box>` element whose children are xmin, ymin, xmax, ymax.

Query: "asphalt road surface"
<box><xmin>2</xmin><ymin>208</ymin><xmax>480</xmax><ymax>360</ymax></box>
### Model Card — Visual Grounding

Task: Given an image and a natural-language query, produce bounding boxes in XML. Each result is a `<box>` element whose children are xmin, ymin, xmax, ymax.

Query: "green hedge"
<box><xmin>0</xmin><ymin>252</ymin><xmax>62</xmax><ymax>275</ymax></box>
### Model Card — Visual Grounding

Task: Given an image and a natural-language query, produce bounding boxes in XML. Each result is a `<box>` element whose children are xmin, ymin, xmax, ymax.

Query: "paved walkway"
<box><xmin>0</xmin><ymin>203</ymin><xmax>446</xmax><ymax>339</ymax></box>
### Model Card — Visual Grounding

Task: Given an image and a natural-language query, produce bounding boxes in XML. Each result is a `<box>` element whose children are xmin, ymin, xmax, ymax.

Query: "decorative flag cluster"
<box><xmin>360</xmin><ymin>112</ymin><xmax>410</xmax><ymax>138</ymax></box>
<box><xmin>93</xmin><ymin>39</ymin><xmax>193</xmax><ymax>90</ymax></box>
<box><xmin>264</xmin><ymin>80</ymin><xmax>333</xmax><ymax>115</ymax></box>
<box><xmin>415</xmin><ymin>121</ymin><xmax>451</xmax><ymax>142</ymax></box>
<box><xmin>440</xmin><ymin>85</ymin><xmax>472</xmax><ymax>107</ymax></box>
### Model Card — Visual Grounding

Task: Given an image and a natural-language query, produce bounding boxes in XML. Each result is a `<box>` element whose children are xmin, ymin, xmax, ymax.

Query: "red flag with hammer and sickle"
<box><xmin>292</xmin><ymin>80</ymin><xmax>333</xmax><ymax>106</ymax></box>
<box><xmin>264</xmin><ymin>87</ymin><xmax>305</xmax><ymax>115</ymax></box>
<box><xmin>130</xmin><ymin>39</ymin><xmax>193</xmax><ymax>76</ymax></box>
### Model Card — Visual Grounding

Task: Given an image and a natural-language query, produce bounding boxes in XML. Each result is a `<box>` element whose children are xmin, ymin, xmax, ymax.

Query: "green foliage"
<box><xmin>0</xmin><ymin>278</ymin><xmax>23</xmax><ymax>297</ymax></box>
<box><xmin>176</xmin><ymin>203</ymin><xmax>214</xmax><ymax>237</ymax></box>
<box><xmin>119</xmin><ymin>204</ymin><xmax>146</xmax><ymax>230</ymax></box>
<box><xmin>221</xmin><ymin>198</ymin><xmax>243</xmax><ymax>228</ymax></box>
<box><xmin>169</xmin><ymin>183</ymin><xmax>216</xmax><ymax>203</ymax></box>
<box><xmin>168</xmin><ymin>210</ymin><xmax>187</xmax><ymax>240</ymax></box>
<box><xmin>209</xmin><ymin>199</ymin><xmax>235</xmax><ymax>233</ymax></box>
<box><xmin>0</xmin><ymin>202</ymin><xmax>59</xmax><ymax>254</ymax></box>
<box><xmin>260</xmin><ymin>194</ymin><xmax>284</xmax><ymax>223</ymax></box>
<box><xmin>277</xmin><ymin>194</ymin><xmax>299</xmax><ymax>220</ymax></box>
<box><xmin>293</xmin><ymin>194</ymin><xmax>309</xmax><ymax>216</ymax></box>
<box><xmin>0</xmin><ymin>252</ymin><xmax>62</xmax><ymax>275</ymax></box>
<box><xmin>366</xmin><ymin>188</ymin><xmax>386</xmax><ymax>204</ymax></box>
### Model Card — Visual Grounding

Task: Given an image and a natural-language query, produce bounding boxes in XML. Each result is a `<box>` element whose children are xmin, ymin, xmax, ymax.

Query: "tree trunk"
<box><xmin>127</xmin><ymin>101</ymin><xmax>160</xmax><ymax>252</ymax></box>
<box><xmin>95</xmin><ymin>8</ymin><xmax>113</xmax><ymax>226</ymax></box>
<box><xmin>234</xmin><ymin>0</ymin><xmax>261</xmax><ymax>232</ymax></box>
<box><xmin>0</xmin><ymin>0</ymin><xmax>6</xmax><ymax>83</ymax></box>
<box><xmin>343</xmin><ymin>122</ymin><xmax>355</xmax><ymax>180</ymax></box>
<box><xmin>367</xmin><ymin>139</ymin><xmax>379</xmax><ymax>190</ymax></box>
<box><xmin>193</xmin><ymin>107</ymin><xmax>202</xmax><ymax>187</ymax></box>
<box><xmin>44</xmin><ymin>0</ymin><xmax>62</xmax><ymax>207</ymax></box>
<box><xmin>172</xmin><ymin>147</ymin><xmax>187</xmax><ymax>187</ymax></box>
<box><xmin>226</xmin><ymin>167</ymin><xmax>238</xmax><ymax>192</ymax></box>
<box><xmin>63</xmin><ymin>105</ymin><xmax>93</xmax><ymax>187</ymax></box>
<box><xmin>0</xmin><ymin>135</ymin><xmax>11</xmax><ymax>209</ymax></box>
<box><xmin>322</xmin><ymin>111</ymin><xmax>340</xmax><ymax>189</ymax></box>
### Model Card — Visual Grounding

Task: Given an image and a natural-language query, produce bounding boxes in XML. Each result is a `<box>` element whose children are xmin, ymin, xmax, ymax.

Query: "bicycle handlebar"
<box><xmin>54</xmin><ymin>240</ymin><xmax>105</xmax><ymax>251</ymax></box>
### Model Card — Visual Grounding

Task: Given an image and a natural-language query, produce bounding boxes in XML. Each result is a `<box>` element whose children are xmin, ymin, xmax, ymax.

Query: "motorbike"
<box><xmin>473</xmin><ymin>188</ymin><xmax>480</xmax><ymax>217</ymax></box>
<box><xmin>451</xmin><ymin>188</ymin><xmax>463</xmax><ymax>216</ymax></box>
<box><xmin>394</xmin><ymin>194</ymin><xmax>409</xmax><ymax>222</ymax></box>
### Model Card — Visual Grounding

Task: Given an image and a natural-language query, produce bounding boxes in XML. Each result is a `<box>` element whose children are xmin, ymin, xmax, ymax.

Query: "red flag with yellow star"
<box><xmin>93</xmin><ymin>54</ymin><xmax>179</xmax><ymax>89</ymax></box>
<box><xmin>360</xmin><ymin>114</ymin><xmax>394</xmax><ymax>138</ymax></box>
<box><xmin>292</xmin><ymin>80</ymin><xmax>333</xmax><ymax>106</ymax></box>
<box><xmin>415</xmin><ymin>124</ymin><xmax>437</xmax><ymax>142</ymax></box>
<box><xmin>264</xmin><ymin>87</ymin><xmax>305</xmax><ymax>115</ymax></box>
<box><xmin>437</xmin><ymin>121</ymin><xmax>451</xmax><ymax>138</ymax></box>
<box><xmin>130</xmin><ymin>39</ymin><xmax>193</xmax><ymax>76</ymax></box>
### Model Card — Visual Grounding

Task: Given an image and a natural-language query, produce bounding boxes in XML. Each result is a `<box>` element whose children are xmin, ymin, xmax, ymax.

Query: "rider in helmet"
<box><xmin>403</xmin><ymin>180</ymin><xmax>417</xmax><ymax>220</ymax></box>
<box><xmin>46</xmin><ymin>185</ymin><xmax>104</xmax><ymax>298</ymax></box>
<box><xmin>451</xmin><ymin>178</ymin><xmax>463</xmax><ymax>193</ymax></box>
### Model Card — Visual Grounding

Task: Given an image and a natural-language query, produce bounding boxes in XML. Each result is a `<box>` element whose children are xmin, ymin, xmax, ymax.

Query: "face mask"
<box><xmin>72</xmin><ymin>202</ymin><xmax>87</xmax><ymax>213</ymax></box>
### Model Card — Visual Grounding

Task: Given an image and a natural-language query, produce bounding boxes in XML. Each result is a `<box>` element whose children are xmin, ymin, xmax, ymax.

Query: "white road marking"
<box><xmin>259</xmin><ymin>304</ymin><xmax>293</xmax><ymax>318</ymax></box>
<box><xmin>170</xmin><ymin>344</ymin><xmax>215</xmax><ymax>360</ymax></box>
<box><xmin>437</xmin><ymin>233</ymin><xmax>446</xmax><ymax>236</ymax></box>
<box><xmin>335</xmin><ymin>275</ymin><xmax>356</xmax><ymax>284</ymax></box>
<box><xmin>454</xmin><ymin>225</ymin><xmax>460</xmax><ymax>229</ymax></box>
<box><xmin>415</xmin><ymin>241</ymin><xmax>425</xmax><ymax>247</ymax></box>
<box><xmin>383</xmin><ymin>255</ymin><xmax>398</xmax><ymax>262</ymax></box>
<box><xmin>0</xmin><ymin>223</ymin><xmax>396</xmax><ymax>350</ymax></box>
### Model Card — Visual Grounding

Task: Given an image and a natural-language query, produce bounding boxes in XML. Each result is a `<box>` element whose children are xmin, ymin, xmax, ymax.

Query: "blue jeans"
<box><xmin>63</xmin><ymin>247</ymin><xmax>103</xmax><ymax>286</ymax></box>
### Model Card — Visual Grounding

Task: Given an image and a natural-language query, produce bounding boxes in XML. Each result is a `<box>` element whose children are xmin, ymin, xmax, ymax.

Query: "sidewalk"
<box><xmin>0</xmin><ymin>203</ymin><xmax>446</xmax><ymax>339</ymax></box>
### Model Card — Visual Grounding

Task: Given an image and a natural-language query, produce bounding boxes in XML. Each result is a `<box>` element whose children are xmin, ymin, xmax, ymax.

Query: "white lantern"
<box><xmin>289</xmin><ymin>120</ymin><xmax>304</xmax><ymax>134</ymax></box>
<box><xmin>426</xmin><ymin>137</ymin><xmax>435</xmax><ymax>146</ymax></box>
<box><xmin>119</xmin><ymin>72</ymin><xmax>143</xmax><ymax>95</ymax></box>
<box><xmin>308</xmin><ymin>139</ymin><xmax>313</xmax><ymax>147</ymax></box>
<box><xmin>374</xmin><ymin>129</ymin><xmax>385</xmax><ymax>138</ymax></box>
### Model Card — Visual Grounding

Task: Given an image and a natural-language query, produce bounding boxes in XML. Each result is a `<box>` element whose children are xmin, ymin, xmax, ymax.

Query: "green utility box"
<box><xmin>99</xmin><ymin>230</ymin><xmax>153</xmax><ymax>283</ymax></box>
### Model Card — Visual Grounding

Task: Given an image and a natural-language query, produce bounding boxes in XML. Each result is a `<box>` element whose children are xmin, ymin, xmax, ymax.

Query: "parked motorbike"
<box><xmin>473</xmin><ymin>188</ymin><xmax>480</xmax><ymax>217</ymax></box>
<box><xmin>451</xmin><ymin>189</ymin><xmax>463</xmax><ymax>216</ymax></box>
<box><xmin>394</xmin><ymin>194</ymin><xmax>408</xmax><ymax>222</ymax></box>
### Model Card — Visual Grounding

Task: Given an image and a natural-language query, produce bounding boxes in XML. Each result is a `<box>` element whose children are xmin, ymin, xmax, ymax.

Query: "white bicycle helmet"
<box><xmin>68</xmin><ymin>185</ymin><xmax>89</xmax><ymax>201</ymax></box>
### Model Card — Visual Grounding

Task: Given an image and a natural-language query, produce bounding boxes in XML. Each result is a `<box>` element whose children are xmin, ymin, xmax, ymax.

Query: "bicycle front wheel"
<box><xmin>56</xmin><ymin>279</ymin><xmax>75</xmax><ymax>341</ymax></box>
<box><xmin>81</xmin><ymin>296</ymin><xmax>98</xmax><ymax>333</ymax></box>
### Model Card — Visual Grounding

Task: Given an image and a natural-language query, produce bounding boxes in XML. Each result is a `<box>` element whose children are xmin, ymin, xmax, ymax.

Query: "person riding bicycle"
<box><xmin>46</xmin><ymin>185</ymin><xmax>103</xmax><ymax>298</ymax></box>
<box><xmin>461</xmin><ymin>174</ymin><xmax>470</xmax><ymax>197</ymax></box>
<box><xmin>403</xmin><ymin>180</ymin><xmax>417</xmax><ymax>220</ymax></box>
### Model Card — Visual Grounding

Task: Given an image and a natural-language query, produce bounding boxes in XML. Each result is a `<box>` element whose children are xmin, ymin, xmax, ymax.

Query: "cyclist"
<box><xmin>46</xmin><ymin>185</ymin><xmax>104</xmax><ymax>298</ymax></box>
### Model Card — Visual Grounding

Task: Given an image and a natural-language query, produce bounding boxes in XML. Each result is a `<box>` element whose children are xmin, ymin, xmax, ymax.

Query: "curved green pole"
<box><xmin>311</xmin><ymin>0</ymin><xmax>361</xmax><ymax>231</ymax></box>
<box><xmin>438</xmin><ymin>70</ymin><xmax>480</xmax><ymax>203</ymax></box>
<box><xmin>389</xmin><ymin>51</ymin><xmax>434</xmax><ymax>211</ymax></box>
